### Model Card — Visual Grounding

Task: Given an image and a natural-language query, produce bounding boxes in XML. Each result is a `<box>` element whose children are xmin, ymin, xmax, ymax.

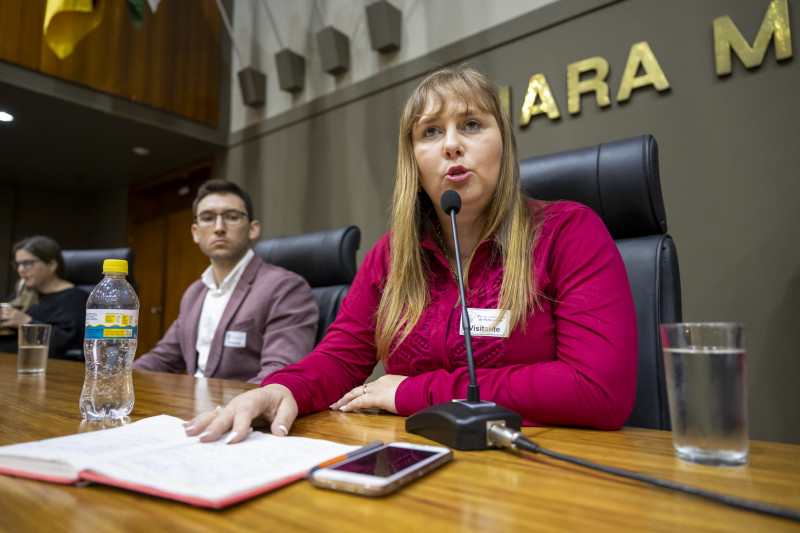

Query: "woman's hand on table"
<box><xmin>329</xmin><ymin>374</ymin><xmax>408</xmax><ymax>414</ymax></box>
<box><xmin>184</xmin><ymin>384</ymin><xmax>298</xmax><ymax>444</ymax></box>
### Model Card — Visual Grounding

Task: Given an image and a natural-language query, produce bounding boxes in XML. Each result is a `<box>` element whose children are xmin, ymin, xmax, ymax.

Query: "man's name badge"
<box><xmin>224</xmin><ymin>331</ymin><xmax>247</xmax><ymax>348</ymax></box>
<box><xmin>459</xmin><ymin>308</ymin><xmax>510</xmax><ymax>338</ymax></box>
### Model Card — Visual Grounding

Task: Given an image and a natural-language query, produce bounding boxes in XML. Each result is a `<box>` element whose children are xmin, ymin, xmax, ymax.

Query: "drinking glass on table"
<box><xmin>18</xmin><ymin>323</ymin><xmax>51</xmax><ymax>374</ymax></box>
<box><xmin>660</xmin><ymin>322</ymin><xmax>748</xmax><ymax>466</ymax></box>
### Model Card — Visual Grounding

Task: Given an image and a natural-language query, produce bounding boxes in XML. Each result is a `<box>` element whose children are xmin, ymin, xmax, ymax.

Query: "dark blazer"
<box><xmin>133</xmin><ymin>254</ymin><xmax>318</xmax><ymax>384</ymax></box>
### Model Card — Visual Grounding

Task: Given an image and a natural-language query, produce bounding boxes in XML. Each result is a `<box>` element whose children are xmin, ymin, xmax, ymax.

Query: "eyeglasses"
<box><xmin>11</xmin><ymin>259</ymin><xmax>42</xmax><ymax>270</ymax></box>
<box><xmin>194</xmin><ymin>209</ymin><xmax>249</xmax><ymax>227</ymax></box>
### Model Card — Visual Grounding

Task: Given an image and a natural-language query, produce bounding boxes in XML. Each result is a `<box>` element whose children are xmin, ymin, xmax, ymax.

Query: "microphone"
<box><xmin>438</xmin><ymin>191</ymin><xmax>479</xmax><ymax>403</ymax></box>
<box><xmin>405</xmin><ymin>190</ymin><xmax>522</xmax><ymax>450</ymax></box>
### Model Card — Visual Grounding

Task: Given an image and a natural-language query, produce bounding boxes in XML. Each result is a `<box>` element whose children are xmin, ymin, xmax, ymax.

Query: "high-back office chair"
<box><xmin>254</xmin><ymin>226</ymin><xmax>361</xmax><ymax>345</ymax></box>
<box><xmin>62</xmin><ymin>247</ymin><xmax>137</xmax><ymax>295</ymax></box>
<box><xmin>519</xmin><ymin>134</ymin><xmax>681</xmax><ymax>430</ymax></box>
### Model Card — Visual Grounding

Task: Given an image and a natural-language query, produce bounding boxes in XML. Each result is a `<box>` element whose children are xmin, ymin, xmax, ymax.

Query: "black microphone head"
<box><xmin>441</xmin><ymin>190</ymin><xmax>461</xmax><ymax>215</ymax></box>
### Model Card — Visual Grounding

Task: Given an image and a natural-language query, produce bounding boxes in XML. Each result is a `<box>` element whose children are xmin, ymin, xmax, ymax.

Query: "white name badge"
<box><xmin>459</xmin><ymin>308</ymin><xmax>510</xmax><ymax>338</ymax></box>
<box><xmin>224</xmin><ymin>331</ymin><xmax>247</xmax><ymax>348</ymax></box>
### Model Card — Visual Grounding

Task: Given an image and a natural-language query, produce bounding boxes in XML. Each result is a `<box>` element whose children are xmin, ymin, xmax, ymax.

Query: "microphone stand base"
<box><xmin>405</xmin><ymin>400</ymin><xmax>523</xmax><ymax>450</ymax></box>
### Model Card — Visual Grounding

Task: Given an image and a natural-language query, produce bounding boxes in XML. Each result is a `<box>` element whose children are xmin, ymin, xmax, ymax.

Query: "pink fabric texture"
<box><xmin>263</xmin><ymin>200</ymin><xmax>637</xmax><ymax>429</ymax></box>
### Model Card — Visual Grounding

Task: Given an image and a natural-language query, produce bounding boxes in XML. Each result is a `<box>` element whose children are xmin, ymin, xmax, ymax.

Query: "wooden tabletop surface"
<box><xmin>1</xmin><ymin>353</ymin><xmax>799</xmax><ymax>532</ymax></box>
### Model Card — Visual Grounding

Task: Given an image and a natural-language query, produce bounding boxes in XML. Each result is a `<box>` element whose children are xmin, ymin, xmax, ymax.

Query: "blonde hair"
<box><xmin>375</xmin><ymin>65</ymin><xmax>542</xmax><ymax>360</ymax></box>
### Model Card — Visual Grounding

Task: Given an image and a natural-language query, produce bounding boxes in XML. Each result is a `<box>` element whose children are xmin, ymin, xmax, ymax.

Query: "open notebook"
<box><xmin>0</xmin><ymin>415</ymin><xmax>359</xmax><ymax>508</ymax></box>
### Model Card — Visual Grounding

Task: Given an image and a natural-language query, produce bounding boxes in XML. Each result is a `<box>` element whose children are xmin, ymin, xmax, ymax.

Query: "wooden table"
<box><xmin>1</xmin><ymin>353</ymin><xmax>799</xmax><ymax>532</ymax></box>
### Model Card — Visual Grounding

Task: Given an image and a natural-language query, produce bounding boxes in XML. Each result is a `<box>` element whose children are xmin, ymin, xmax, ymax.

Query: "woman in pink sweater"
<box><xmin>186</xmin><ymin>65</ymin><xmax>637</xmax><ymax>444</ymax></box>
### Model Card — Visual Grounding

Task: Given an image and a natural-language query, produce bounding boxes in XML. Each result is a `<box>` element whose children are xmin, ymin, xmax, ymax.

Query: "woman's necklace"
<box><xmin>434</xmin><ymin>223</ymin><xmax>460</xmax><ymax>282</ymax></box>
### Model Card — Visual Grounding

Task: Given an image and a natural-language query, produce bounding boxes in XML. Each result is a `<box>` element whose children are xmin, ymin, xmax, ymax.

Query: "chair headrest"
<box><xmin>254</xmin><ymin>226</ymin><xmax>361</xmax><ymax>288</ymax></box>
<box><xmin>519</xmin><ymin>134</ymin><xmax>666</xmax><ymax>239</ymax></box>
<box><xmin>62</xmin><ymin>248</ymin><xmax>136</xmax><ymax>292</ymax></box>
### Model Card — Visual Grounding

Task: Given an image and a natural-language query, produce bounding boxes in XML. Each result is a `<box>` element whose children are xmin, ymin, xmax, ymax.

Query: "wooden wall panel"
<box><xmin>0</xmin><ymin>0</ymin><xmax>221</xmax><ymax>126</ymax></box>
<box><xmin>128</xmin><ymin>159</ymin><xmax>213</xmax><ymax>355</ymax></box>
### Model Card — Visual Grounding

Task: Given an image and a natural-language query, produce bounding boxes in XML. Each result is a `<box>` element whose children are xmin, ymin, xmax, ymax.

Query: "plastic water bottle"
<box><xmin>79</xmin><ymin>259</ymin><xmax>139</xmax><ymax>420</ymax></box>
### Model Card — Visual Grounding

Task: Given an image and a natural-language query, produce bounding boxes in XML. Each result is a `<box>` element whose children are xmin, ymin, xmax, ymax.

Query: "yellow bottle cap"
<box><xmin>103</xmin><ymin>259</ymin><xmax>128</xmax><ymax>274</ymax></box>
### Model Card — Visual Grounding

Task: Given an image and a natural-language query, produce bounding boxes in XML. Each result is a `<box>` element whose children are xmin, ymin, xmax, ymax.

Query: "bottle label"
<box><xmin>85</xmin><ymin>309</ymin><xmax>139</xmax><ymax>339</ymax></box>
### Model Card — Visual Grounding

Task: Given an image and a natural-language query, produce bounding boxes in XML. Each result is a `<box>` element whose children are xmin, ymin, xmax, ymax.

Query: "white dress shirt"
<box><xmin>194</xmin><ymin>249</ymin><xmax>254</xmax><ymax>377</ymax></box>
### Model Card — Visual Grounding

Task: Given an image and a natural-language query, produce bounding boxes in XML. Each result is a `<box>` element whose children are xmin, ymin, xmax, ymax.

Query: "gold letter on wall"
<box><xmin>567</xmin><ymin>57</ymin><xmax>611</xmax><ymax>115</ymax></box>
<box><xmin>520</xmin><ymin>74</ymin><xmax>561</xmax><ymax>127</ymax></box>
<box><xmin>617</xmin><ymin>42</ymin><xmax>671</xmax><ymax>103</ymax></box>
<box><xmin>713</xmin><ymin>0</ymin><xmax>792</xmax><ymax>76</ymax></box>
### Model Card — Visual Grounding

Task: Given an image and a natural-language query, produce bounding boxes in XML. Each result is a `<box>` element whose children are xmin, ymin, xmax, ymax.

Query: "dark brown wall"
<box><xmin>0</xmin><ymin>0</ymin><xmax>221</xmax><ymax>126</ymax></box>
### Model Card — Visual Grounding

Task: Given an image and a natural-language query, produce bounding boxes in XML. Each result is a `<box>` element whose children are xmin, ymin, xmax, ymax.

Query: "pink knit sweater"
<box><xmin>263</xmin><ymin>201</ymin><xmax>637</xmax><ymax>429</ymax></box>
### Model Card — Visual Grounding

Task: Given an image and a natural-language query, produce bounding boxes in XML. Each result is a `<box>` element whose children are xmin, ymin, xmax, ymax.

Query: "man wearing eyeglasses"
<box><xmin>133</xmin><ymin>179</ymin><xmax>318</xmax><ymax>384</ymax></box>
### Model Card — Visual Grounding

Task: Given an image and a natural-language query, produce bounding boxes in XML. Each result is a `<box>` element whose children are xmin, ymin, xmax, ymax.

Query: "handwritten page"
<box><xmin>89</xmin><ymin>423</ymin><xmax>357</xmax><ymax>499</ymax></box>
<box><xmin>0</xmin><ymin>415</ymin><xmax>359</xmax><ymax>503</ymax></box>
<box><xmin>2</xmin><ymin>416</ymin><xmax>187</xmax><ymax>463</ymax></box>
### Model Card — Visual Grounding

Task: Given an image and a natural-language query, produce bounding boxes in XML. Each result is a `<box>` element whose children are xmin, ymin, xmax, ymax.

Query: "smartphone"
<box><xmin>308</xmin><ymin>442</ymin><xmax>453</xmax><ymax>497</ymax></box>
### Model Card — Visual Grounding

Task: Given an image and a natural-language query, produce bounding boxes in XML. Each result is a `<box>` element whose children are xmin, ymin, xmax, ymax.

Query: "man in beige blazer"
<box><xmin>133</xmin><ymin>180</ymin><xmax>317</xmax><ymax>384</ymax></box>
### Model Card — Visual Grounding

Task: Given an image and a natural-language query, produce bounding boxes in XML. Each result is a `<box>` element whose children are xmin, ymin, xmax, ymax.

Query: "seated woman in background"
<box><xmin>187</xmin><ymin>65</ymin><xmax>638</xmax><ymax>443</ymax></box>
<box><xmin>0</xmin><ymin>236</ymin><xmax>88</xmax><ymax>359</ymax></box>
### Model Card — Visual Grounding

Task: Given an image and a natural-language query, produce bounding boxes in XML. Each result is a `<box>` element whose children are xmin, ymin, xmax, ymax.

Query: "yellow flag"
<box><xmin>43</xmin><ymin>0</ymin><xmax>105</xmax><ymax>59</ymax></box>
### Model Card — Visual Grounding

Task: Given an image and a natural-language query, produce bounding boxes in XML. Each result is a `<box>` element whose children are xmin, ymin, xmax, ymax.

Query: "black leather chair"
<box><xmin>254</xmin><ymin>226</ymin><xmax>361</xmax><ymax>345</ymax></box>
<box><xmin>519</xmin><ymin>134</ymin><xmax>681</xmax><ymax>430</ymax></box>
<box><xmin>62</xmin><ymin>247</ymin><xmax>137</xmax><ymax>295</ymax></box>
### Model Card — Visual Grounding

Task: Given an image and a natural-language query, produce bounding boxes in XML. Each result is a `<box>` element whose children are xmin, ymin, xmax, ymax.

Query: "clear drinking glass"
<box><xmin>660</xmin><ymin>322</ymin><xmax>748</xmax><ymax>466</ymax></box>
<box><xmin>18</xmin><ymin>323</ymin><xmax>52</xmax><ymax>374</ymax></box>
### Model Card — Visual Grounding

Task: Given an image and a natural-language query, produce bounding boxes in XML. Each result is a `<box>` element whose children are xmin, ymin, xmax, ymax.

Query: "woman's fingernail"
<box><xmin>224</xmin><ymin>431</ymin><xmax>238</xmax><ymax>444</ymax></box>
<box><xmin>278</xmin><ymin>424</ymin><xmax>288</xmax><ymax>436</ymax></box>
<box><xmin>184</xmin><ymin>424</ymin><xmax>195</xmax><ymax>431</ymax></box>
<box><xmin>329</xmin><ymin>404</ymin><xmax>336</xmax><ymax>409</ymax></box>
<box><xmin>198</xmin><ymin>430</ymin><xmax>212</xmax><ymax>439</ymax></box>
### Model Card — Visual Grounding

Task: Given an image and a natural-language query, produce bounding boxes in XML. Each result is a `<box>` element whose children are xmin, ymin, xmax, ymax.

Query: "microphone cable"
<box><xmin>488</xmin><ymin>424</ymin><xmax>800</xmax><ymax>523</ymax></box>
